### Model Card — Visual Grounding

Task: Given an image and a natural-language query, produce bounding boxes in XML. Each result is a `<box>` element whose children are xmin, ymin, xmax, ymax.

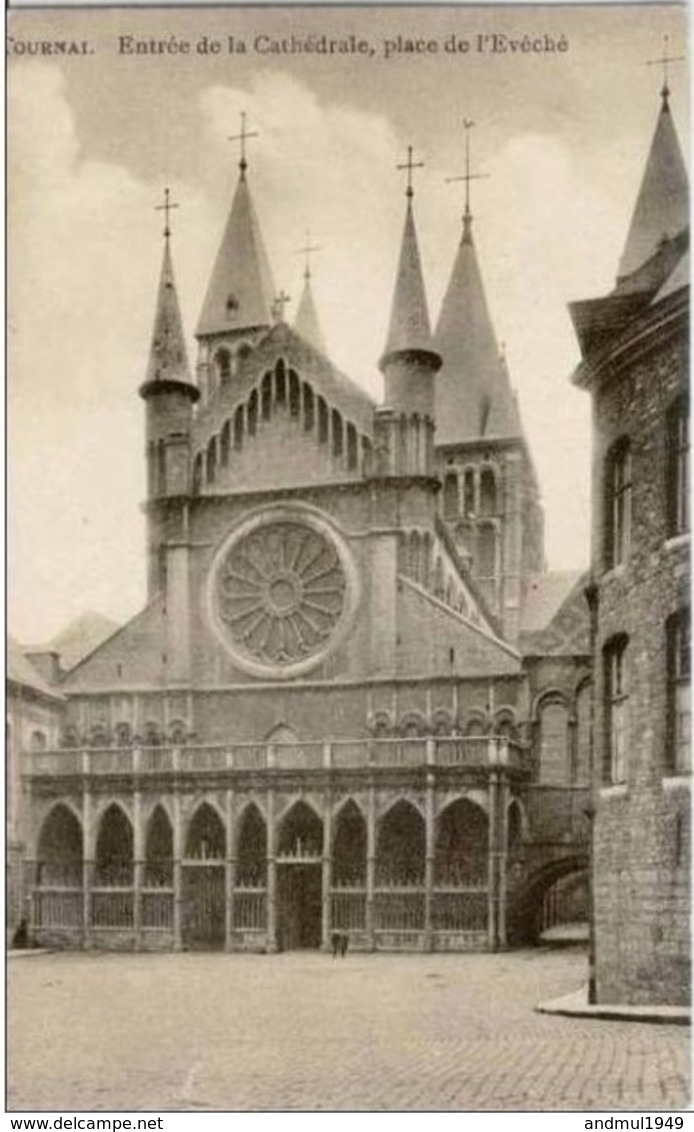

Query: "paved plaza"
<box><xmin>8</xmin><ymin>947</ymin><xmax>690</xmax><ymax>1112</ymax></box>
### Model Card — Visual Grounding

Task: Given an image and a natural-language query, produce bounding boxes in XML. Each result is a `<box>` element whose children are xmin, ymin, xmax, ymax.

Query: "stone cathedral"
<box><xmin>21</xmin><ymin>130</ymin><xmax>596</xmax><ymax>954</ymax></box>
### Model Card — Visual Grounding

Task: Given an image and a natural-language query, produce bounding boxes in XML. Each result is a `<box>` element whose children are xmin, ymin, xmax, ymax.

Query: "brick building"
<box><xmin>570</xmin><ymin>84</ymin><xmax>690</xmax><ymax>1004</ymax></box>
<box><xmin>21</xmin><ymin>140</ymin><xmax>592</xmax><ymax>953</ymax></box>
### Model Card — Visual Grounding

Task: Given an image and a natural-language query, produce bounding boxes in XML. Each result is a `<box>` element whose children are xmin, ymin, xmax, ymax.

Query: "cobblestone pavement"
<box><xmin>8</xmin><ymin>947</ymin><xmax>690</xmax><ymax>1112</ymax></box>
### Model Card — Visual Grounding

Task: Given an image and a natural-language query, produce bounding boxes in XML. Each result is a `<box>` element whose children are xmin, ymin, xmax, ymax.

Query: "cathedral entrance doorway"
<box><xmin>276</xmin><ymin>801</ymin><xmax>324</xmax><ymax>950</ymax></box>
<box><xmin>277</xmin><ymin>864</ymin><xmax>322</xmax><ymax>950</ymax></box>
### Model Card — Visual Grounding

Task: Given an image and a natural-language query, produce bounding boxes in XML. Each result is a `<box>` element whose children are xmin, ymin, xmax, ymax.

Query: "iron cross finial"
<box><xmin>228</xmin><ymin>111</ymin><xmax>260</xmax><ymax>177</ymax></box>
<box><xmin>397</xmin><ymin>145</ymin><xmax>425</xmax><ymax>199</ymax></box>
<box><xmin>646</xmin><ymin>35</ymin><xmax>685</xmax><ymax>104</ymax></box>
<box><xmin>295</xmin><ymin>230</ymin><xmax>322</xmax><ymax>280</ymax></box>
<box><xmin>155</xmin><ymin>187</ymin><xmax>180</xmax><ymax>240</ymax></box>
<box><xmin>445</xmin><ymin>119</ymin><xmax>490</xmax><ymax>221</ymax></box>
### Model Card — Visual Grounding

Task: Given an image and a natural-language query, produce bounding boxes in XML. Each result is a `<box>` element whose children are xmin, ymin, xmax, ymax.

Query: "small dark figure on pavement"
<box><xmin>12</xmin><ymin>918</ymin><xmax>29</xmax><ymax>949</ymax></box>
<box><xmin>330</xmin><ymin>931</ymin><xmax>349</xmax><ymax>957</ymax></box>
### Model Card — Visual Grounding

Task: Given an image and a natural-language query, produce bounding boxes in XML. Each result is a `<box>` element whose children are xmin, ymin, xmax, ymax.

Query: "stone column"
<box><xmin>321</xmin><ymin>793</ymin><xmax>332</xmax><ymax>950</ymax></box>
<box><xmin>424</xmin><ymin>769</ymin><xmax>435</xmax><ymax>951</ymax></box>
<box><xmin>132</xmin><ymin>771</ymin><xmax>143</xmax><ymax>950</ymax></box>
<box><xmin>497</xmin><ymin>771</ymin><xmax>510</xmax><ymax>948</ymax></box>
<box><xmin>366</xmin><ymin>784</ymin><xmax>376</xmax><ymax>950</ymax></box>
<box><xmin>225</xmin><ymin>789</ymin><xmax>236</xmax><ymax>953</ymax></box>
<box><xmin>487</xmin><ymin>751</ymin><xmax>499</xmax><ymax>949</ymax></box>
<box><xmin>172</xmin><ymin>790</ymin><xmax>183</xmax><ymax>951</ymax></box>
<box><xmin>82</xmin><ymin>760</ymin><xmax>93</xmax><ymax>950</ymax></box>
<box><xmin>266</xmin><ymin>786</ymin><xmax>278</xmax><ymax>952</ymax></box>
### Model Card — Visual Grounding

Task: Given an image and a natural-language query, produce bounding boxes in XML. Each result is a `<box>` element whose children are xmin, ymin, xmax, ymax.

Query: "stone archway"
<box><xmin>276</xmin><ymin>802</ymin><xmax>323</xmax><ymax>950</ymax></box>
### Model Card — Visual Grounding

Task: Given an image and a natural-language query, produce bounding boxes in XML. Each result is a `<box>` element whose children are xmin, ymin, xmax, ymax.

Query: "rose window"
<box><xmin>214</xmin><ymin>520</ymin><xmax>348</xmax><ymax>670</ymax></box>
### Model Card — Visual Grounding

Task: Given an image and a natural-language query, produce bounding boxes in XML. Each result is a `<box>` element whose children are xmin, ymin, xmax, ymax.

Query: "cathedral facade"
<box><xmin>21</xmin><ymin>129</ymin><xmax>593</xmax><ymax>954</ymax></box>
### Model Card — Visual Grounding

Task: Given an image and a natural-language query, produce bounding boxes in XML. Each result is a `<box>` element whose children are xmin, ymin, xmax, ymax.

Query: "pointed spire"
<box><xmin>381</xmin><ymin>149</ymin><xmax>437</xmax><ymax>367</ymax></box>
<box><xmin>434</xmin><ymin>214</ymin><xmax>519</xmax><ymax>444</ymax></box>
<box><xmin>196</xmin><ymin>161</ymin><xmax>276</xmax><ymax>337</ymax></box>
<box><xmin>144</xmin><ymin>206</ymin><xmax>192</xmax><ymax>388</ymax></box>
<box><xmin>617</xmin><ymin>86</ymin><xmax>688</xmax><ymax>280</ymax></box>
<box><xmin>294</xmin><ymin>273</ymin><xmax>327</xmax><ymax>355</ymax></box>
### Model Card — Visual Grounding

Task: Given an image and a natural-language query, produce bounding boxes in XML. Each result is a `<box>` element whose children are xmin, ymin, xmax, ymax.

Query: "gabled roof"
<box><xmin>617</xmin><ymin>91</ymin><xmax>689</xmax><ymax>281</ymax></box>
<box><xmin>520</xmin><ymin>571</ymin><xmax>584</xmax><ymax>634</ymax></box>
<box><xmin>434</xmin><ymin>216</ymin><xmax>521</xmax><ymax>444</ymax></box>
<box><xmin>144</xmin><ymin>239</ymin><xmax>192</xmax><ymax>387</ymax></box>
<box><xmin>381</xmin><ymin>197</ymin><xmax>435</xmax><ymax>363</ymax></box>
<box><xmin>197</xmin><ymin>170</ymin><xmax>276</xmax><ymax>337</ymax></box>
<box><xmin>8</xmin><ymin>638</ymin><xmax>64</xmax><ymax>700</ymax></box>
<box><xmin>519</xmin><ymin>570</ymin><xmax>590</xmax><ymax>657</ymax></box>
<box><xmin>48</xmin><ymin>611</ymin><xmax>120</xmax><ymax>673</ymax></box>
<box><xmin>294</xmin><ymin>272</ymin><xmax>327</xmax><ymax>357</ymax></box>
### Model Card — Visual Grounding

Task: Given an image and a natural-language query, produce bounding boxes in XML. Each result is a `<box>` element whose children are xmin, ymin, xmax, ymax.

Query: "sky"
<box><xmin>8</xmin><ymin>3</ymin><xmax>689</xmax><ymax>643</ymax></box>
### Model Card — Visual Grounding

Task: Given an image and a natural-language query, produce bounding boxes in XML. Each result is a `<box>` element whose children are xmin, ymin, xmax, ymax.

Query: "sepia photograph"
<box><xmin>7</xmin><ymin>1</ymin><xmax>690</xmax><ymax>1114</ymax></box>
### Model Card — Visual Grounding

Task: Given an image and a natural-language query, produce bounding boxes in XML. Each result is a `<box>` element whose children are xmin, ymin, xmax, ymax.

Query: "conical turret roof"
<box><xmin>617</xmin><ymin>90</ymin><xmax>689</xmax><ymax>280</ymax></box>
<box><xmin>381</xmin><ymin>197</ymin><xmax>435</xmax><ymax>364</ymax></box>
<box><xmin>434</xmin><ymin>216</ymin><xmax>519</xmax><ymax>444</ymax></box>
<box><xmin>197</xmin><ymin>170</ymin><xmax>276</xmax><ymax>337</ymax></box>
<box><xmin>145</xmin><ymin>239</ymin><xmax>192</xmax><ymax>387</ymax></box>
<box><xmin>294</xmin><ymin>271</ymin><xmax>327</xmax><ymax>356</ymax></box>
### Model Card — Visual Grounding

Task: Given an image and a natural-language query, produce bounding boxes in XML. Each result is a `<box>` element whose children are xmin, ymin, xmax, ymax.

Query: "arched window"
<box><xmin>303</xmin><ymin>384</ymin><xmax>315</xmax><ymax>432</ymax></box>
<box><xmin>333</xmin><ymin>801</ymin><xmax>366</xmax><ymax>886</ymax></box>
<box><xmin>666</xmin><ymin>609</ymin><xmax>690</xmax><ymax>774</ymax></box>
<box><xmin>277</xmin><ymin>801</ymin><xmax>323</xmax><ymax>859</ymax></box>
<box><xmin>156</xmin><ymin>441</ymin><xmax>166</xmax><ymax>496</ymax></box>
<box><xmin>30</xmin><ymin>730</ymin><xmax>47</xmax><ymax>751</ymax></box>
<box><xmin>234</xmin><ymin>406</ymin><xmax>244</xmax><ymax>451</ymax></box>
<box><xmin>206</xmin><ymin>436</ymin><xmax>217</xmax><ymax>484</ymax></box>
<box><xmin>604</xmin><ymin>437</ymin><xmax>631</xmax><ymax>569</ymax></box>
<box><xmin>37</xmin><ymin>805</ymin><xmax>83</xmax><ymax>888</ymax></box>
<box><xmin>574</xmin><ymin>682</ymin><xmax>591</xmax><ymax>786</ymax></box>
<box><xmin>89</xmin><ymin>725</ymin><xmax>109</xmax><ymax>749</ymax></box>
<box><xmin>192</xmin><ymin>453</ymin><xmax>203</xmax><ymax>495</ymax></box>
<box><xmin>275</xmin><ymin>358</ymin><xmax>286</xmax><ymax>406</ymax></box>
<box><xmin>347</xmin><ymin>423</ymin><xmax>358</xmax><ymax>470</ymax></box>
<box><xmin>477</xmin><ymin>524</ymin><xmax>497</xmax><ymax>578</ymax></box>
<box><xmin>666</xmin><ymin>398</ymin><xmax>689</xmax><ymax>537</ymax></box>
<box><xmin>144</xmin><ymin>806</ymin><xmax>173</xmax><ymax>887</ymax></box>
<box><xmin>169</xmin><ymin>721</ymin><xmax>187</xmax><ymax>746</ymax></box>
<box><xmin>220</xmin><ymin>421</ymin><xmax>231</xmax><ymax>467</ymax></box>
<box><xmin>435</xmin><ymin>799</ymin><xmax>488</xmax><ymax>886</ymax></box>
<box><xmin>247</xmin><ymin>390</ymin><xmax>258</xmax><ymax>436</ymax></box>
<box><xmin>143</xmin><ymin>722</ymin><xmax>161</xmax><ymax>747</ymax></box>
<box><xmin>479</xmin><ymin>467</ymin><xmax>497</xmax><ymax>515</ymax></box>
<box><xmin>214</xmin><ymin>347</ymin><xmax>231</xmax><ymax>385</ymax></box>
<box><xmin>318</xmin><ymin>398</ymin><xmax>328</xmax><ymax>444</ymax></box>
<box><xmin>332</xmin><ymin>410</ymin><xmax>344</xmax><ymax>458</ymax></box>
<box><xmin>376</xmin><ymin>800</ymin><xmax>425</xmax><ymax>885</ymax></box>
<box><xmin>443</xmin><ymin>473</ymin><xmax>459</xmax><ymax>518</ymax></box>
<box><xmin>538</xmin><ymin>699</ymin><xmax>570</xmax><ymax>785</ymax></box>
<box><xmin>362</xmin><ymin>437</ymin><xmax>373</xmax><ymax>476</ymax></box>
<box><xmin>289</xmin><ymin>370</ymin><xmax>301</xmax><ymax>418</ymax></box>
<box><xmin>463</xmin><ymin>469</ymin><xmax>476</xmax><ymax>517</ymax></box>
<box><xmin>261</xmin><ymin>372</ymin><xmax>272</xmax><ymax>421</ymax></box>
<box><xmin>185</xmin><ymin>803</ymin><xmax>225</xmax><ymax>861</ymax></box>
<box><xmin>604</xmin><ymin>635</ymin><xmax>629</xmax><ymax>784</ymax></box>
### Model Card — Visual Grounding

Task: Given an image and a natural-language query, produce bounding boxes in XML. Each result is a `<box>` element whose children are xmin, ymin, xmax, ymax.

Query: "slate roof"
<box><xmin>7</xmin><ymin>638</ymin><xmax>64</xmax><ymax>700</ymax></box>
<box><xmin>382</xmin><ymin>197</ymin><xmax>436</xmax><ymax>362</ymax></box>
<box><xmin>294</xmin><ymin>273</ymin><xmax>327</xmax><ymax>357</ymax></box>
<box><xmin>144</xmin><ymin>239</ymin><xmax>193</xmax><ymax>387</ymax></box>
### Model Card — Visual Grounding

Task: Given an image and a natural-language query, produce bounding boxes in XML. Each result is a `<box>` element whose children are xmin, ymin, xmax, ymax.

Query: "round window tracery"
<box><xmin>210</xmin><ymin>512</ymin><xmax>356</xmax><ymax>677</ymax></box>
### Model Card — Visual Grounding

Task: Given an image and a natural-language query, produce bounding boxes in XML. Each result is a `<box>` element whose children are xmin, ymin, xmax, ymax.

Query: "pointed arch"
<box><xmin>332</xmin><ymin>409</ymin><xmax>344</xmax><ymax>458</ymax></box>
<box><xmin>289</xmin><ymin>369</ymin><xmax>301</xmax><ymax>418</ymax></box>
<box><xmin>236</xmin><ymin>802</ymin><xmax>267</xmax><ymax>886</ymax></box>
<box><xmin>537</xmin><ymin>695</ymin><xmax>571</xmax><ymax>785</ymax></box>
<box><xmin>277</xmin><ymin>800</ymin><xmax>323</xmax><ymax>858</ymax></box>
<box><xmin>376</xmin><ymin>799</ymin><xmax>425</xmax><ymax>885</ymax></box>
<box><xmin>318</xmin><ymin>397</ymin><xmax>328</xmax><ymax>444</ymax></box>
<box><xmin>275</xmin><ymin>357</ymin><xmax>287</xmax><ymax>405</ymax></box>
<box><xmin>247</xmin><ymin>389</ymin><xmax>258</xmax><ymax>436</ymax></box>
<box><xmin>144</xmin><ymin>805</ymin><xmax>174</xmax><ymax>887</ymax></box>
<box><xmin>346</xmin><ymin>422</ymin><xmax>358</xmax><ymax>470</ymax></box>
<box><xmin>185</xmin><ymin>802</ymin><xmax>226</xmax><ymax>861</ymax></box>
<box><xmin>261</xmin><ymin>371</ymin><xmax>272</xmax><ymax>420</ymax></box>
<box><xmin>332</xmin><ymin>799</ymin><xmax>367</xmax><ymax>885</ymax></box>
<box><xmin>463</xmin><ymin>468</ymin><xmax>476</xmax><ymax>517</ymax></box>
<box><xmin>265</xmin><ymin>723</ymin><xmax>299</xmax><ymax>745</ymax></box>
<box><xmin>37</xmin><ymin>803</ymin><xmax>83</xmax><ymax>887</ymax></box>
<box><xmin>234</xmin><ymin>405</ymin><xmax>244</xmax><ymax>451</ymax></box>
<box><xmin>214</xmin><ymin>346</ymin><xmax>231</xmax><ymax>386</ymax></box>
<box><xmin>479</xmin><ymin>466</ymin><xmax>497</xmax><ymax>515</ymax></box>
<box><xmin>206</xmin><ymin>436</ymin><xmax>217</xmax><ymax>484</ymax></box>
<box><xmin>220</xmin><ymin>420</ymin><xmax>231</xmax><ymax>467</ymax></box>
<box><xmin>507</xmin><ymin>798</ymin><xmax>524</xmax><ymax>864</ymax></box>
<box><xmin>435</xmin><ymin>798</ymin><xmax>488</xmax><ymax>886</ymax></box>
<box><xmin>302</xmin><ymin>383</ymin><xmax>315</xmax><ymax>432</ymax></box>
<box><xmin>95</xmin><ymin>803</ymin><xmax>134</xmax><ymax>887</ymax></box>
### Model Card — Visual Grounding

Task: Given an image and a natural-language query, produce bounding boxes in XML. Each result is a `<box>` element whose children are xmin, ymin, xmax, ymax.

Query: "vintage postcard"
<box><xmin>7</xmin><ymin>2</ymin><xmax>690</xmax><ymax>1116</ymax></box>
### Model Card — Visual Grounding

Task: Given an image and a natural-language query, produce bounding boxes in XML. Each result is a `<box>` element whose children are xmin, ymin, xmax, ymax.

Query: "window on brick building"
<box><xmin>604</xmin><ymin>635</ymin><xmax>629</xmax><ymax>784</ymax></box>
<box><xmin>666</xmin><ymin>608</ymin><xmax>691</xmax><ymax>775</ymax></box>
<box><xmin>604</xmin><ymin>439</ymin><xmax>631</xmax><ymax>569</ymax></box>
<box><xmin>666</xmin><ymin>398</ymin><xmax>689</xmax><ymax>537</ymax></box>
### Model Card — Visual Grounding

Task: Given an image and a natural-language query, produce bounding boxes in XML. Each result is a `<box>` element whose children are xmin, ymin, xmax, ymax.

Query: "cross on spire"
<box><xmin>155</xmin><ymin>187</ymin><xmax>180</xmax><ymax>240</ymax></box>
<box><xmin>272</xmin><ymin>289</ymin><xmax>291</xmax><ymax>322</ymax></box>
<box><xmin>295</xmin><ymin>229</ymin><xmax>322</xmax><ymax>280</ymax></box>
<box><xmin>228</xmin><ymin>111</ymin><xmax>259</xmax><ymax>177</ymax></box>
<box><xmin>397</xmin><ymin>145</ymin><xmax>424</xmax><ymax>199</ymax></box>
<box><xmin>646</xmin><ymin>35</ymin><xmax>685</xmax><ymax>105</ymax></box>
<box><xmin>446</xmin><ymin>119</ymin><xmax>490</xmax><ymax>222</ymax></box>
